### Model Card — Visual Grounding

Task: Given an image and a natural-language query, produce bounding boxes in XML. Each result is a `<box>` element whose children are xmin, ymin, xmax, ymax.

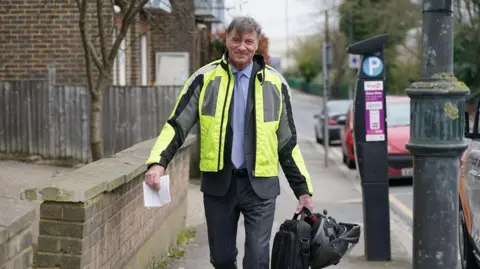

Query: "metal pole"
<box><xmin>406</xmin><ymin>1</ymin><xmax>469</xmax><ymax>269</ymax></box>
<box><xmin>323</xmin><ymin>10</ymin><xmax>329</xmax><ymax>167</ymax></box>
<box><xmin>348</xmin><ymin>10</ymin><xmax>354</xmax><ymax>100</ymax></box>
<box><xmin>285</xmin><ymin>0</ymin><xmax>289</xmax><ymax>60</ymax></box>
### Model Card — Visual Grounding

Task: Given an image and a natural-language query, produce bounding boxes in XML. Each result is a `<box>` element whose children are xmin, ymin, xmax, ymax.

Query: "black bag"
<box><xmin>271</xmin><ymin>208</ymin><xmax>312</xmax><ymax>269</ymax></box>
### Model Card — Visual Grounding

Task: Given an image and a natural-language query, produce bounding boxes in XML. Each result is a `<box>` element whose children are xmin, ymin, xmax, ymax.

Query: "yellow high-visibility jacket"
<box><xmin>146</xmin><ymin>54</ymin><xmax>313</xmax><ymax>198</ymax></box>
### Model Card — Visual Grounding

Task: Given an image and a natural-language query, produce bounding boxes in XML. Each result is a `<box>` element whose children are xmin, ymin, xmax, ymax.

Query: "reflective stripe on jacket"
<box><xmin>146</xmin><ymin>54</ymin><xmax>313</xmax><ymax>196</ymax></box>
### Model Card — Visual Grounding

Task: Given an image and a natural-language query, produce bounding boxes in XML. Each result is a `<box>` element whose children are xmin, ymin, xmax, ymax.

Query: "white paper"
<box><xmin>143</xmin><ymin>175</ymin><xmax>171</xmax><ymax>208</ymax></box>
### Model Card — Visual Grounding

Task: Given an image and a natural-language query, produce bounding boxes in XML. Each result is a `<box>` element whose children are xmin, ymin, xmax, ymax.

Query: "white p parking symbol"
<box><xmin>362</xmin><ymin>56</ymin><xmax>384</xmax><ymax>77</ymax></box>
<box><xmin>369</xmin><ymin>58</ymin><xmax>381</xmax><ymax>75</ymax></box>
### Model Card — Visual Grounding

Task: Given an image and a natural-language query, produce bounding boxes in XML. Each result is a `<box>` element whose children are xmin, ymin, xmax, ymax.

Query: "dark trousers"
<box><xmin>203</xmin><ymin>172</ymin><xmax>276</xmax><ymax>269</ymax></box>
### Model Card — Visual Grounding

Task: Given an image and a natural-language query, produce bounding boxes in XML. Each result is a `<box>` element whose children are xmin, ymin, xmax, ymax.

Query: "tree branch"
<box><xmin>107</xmin><ymin>0</ymin><xmax>148</xmax><ymax>65</ymax></box>
<box><xmin>96</xmin><ymin>0</ymin><xmax>108</xmax><ymax>65</ymax></box>
<box><xmin>77</xmin><ymin>0</ymin><xmax>97</xmax><ymax>96</ymax></box>
<box><xmin>465</xmin><ymin>0</ymin><xmax>475</xmax><ymax>25</ymax></box>
<box><xmin>87</xmin><ymin>40</ymin><xmax>103</xmax><ymax>71</ymax></box>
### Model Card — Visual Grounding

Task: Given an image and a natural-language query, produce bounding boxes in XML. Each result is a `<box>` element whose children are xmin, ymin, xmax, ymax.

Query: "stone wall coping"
<box><xmin>0</xmin><ymin>198</ymin><xmax>35</xmax><ymax>246</ymax></box>
<box><xmin>20</xmin><ymin>135</ymin><xmax>196</xmax><ymax>203</ymax></box>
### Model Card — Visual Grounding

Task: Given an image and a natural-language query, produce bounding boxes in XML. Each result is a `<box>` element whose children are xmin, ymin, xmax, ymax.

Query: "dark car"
<box><xmin>458</xmin><ymin>101</ymin><xmax>480</xmax><ymax>269</ymax></box>
<box><xmin>314</xmin><ymin>99</ymin><xmax>351</xmax><ymax>145</ymax></box>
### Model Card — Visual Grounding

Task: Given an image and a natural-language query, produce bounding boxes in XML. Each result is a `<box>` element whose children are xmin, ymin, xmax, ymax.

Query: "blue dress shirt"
<box><xmin>230</xmin><ymin>61</ymin><xmax>253</xmax><ymax>169</ymax></box>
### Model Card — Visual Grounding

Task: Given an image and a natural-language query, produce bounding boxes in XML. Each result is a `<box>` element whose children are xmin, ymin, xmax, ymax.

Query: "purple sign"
<box><xmin>364</xmin><ymin>81</ymin><xmax>385</xmax><ymax>142</ymax></box>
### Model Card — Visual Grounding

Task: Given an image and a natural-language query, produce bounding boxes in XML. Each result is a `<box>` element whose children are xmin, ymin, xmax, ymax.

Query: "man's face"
<box><xmin>226</xmin><ymin>29</ymin><xmax>259</xmax><ymax>69</ymax></box>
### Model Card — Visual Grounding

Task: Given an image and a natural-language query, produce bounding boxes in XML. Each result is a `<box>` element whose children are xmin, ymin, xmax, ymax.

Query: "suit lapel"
<box><xmin>245</xmin><ymin>62</ymin><xmax>260</xmax><ymax>130</ymax></box>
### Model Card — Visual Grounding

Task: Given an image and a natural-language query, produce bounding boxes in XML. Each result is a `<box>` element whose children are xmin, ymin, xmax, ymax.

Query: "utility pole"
<box><xmin>348</xmin><ymin>10</ymin><xmax>354</xmax><ymax>100</ymax></box>
<box><xmin>285</xmin><ymin>0</ymin><xmax>289</xmax><ymax>64</ymax></box>
<box><xmin>406</xmin><ymin>1</ymin><xmax>469</xmax><ymax>269</ymax></box>
<box><xmin>322</xmin><ymin>10</ymin><xmax>330</xmax><ymax>167</ymax></box>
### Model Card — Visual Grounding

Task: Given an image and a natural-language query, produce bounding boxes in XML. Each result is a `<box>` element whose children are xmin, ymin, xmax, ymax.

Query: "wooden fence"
<box><xmin>0</xmin><ymin>80</ymin><xmax>183</xmax><ymax>163</ymax></box>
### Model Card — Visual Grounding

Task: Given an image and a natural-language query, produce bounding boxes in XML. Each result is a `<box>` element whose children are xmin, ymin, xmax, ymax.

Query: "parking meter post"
<box><xmin>346</xmin><ymin>34</ymin><xmax>391</xmax><ymax>261</ymax></box>
<box><xmin>406</xmin><ymin>1</ymin><xmax>470</xmax><ymax>269</ymax></box>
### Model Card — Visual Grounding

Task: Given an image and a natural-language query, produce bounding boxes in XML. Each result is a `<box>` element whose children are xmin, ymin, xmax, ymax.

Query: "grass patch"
<box><xmin>150</xmin><ymin>227</ymin><xmax>197</xmax><ymax>269</ymax></box>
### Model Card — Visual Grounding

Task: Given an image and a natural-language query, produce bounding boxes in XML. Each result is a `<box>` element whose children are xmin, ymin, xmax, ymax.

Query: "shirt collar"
<box><xmin>229</xmin><ymin>61</ymin><xmax>253</xmax><ymax>79</ymax></box>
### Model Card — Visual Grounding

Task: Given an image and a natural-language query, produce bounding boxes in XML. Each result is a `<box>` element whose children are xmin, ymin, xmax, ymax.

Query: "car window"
<box><xmin>387</xmin><ymin>101</ymin><xmax>410</xmax><ymax>127</ymax></box>
<box><xmin>328</xmin><ymin>101</ymin><xmax>351</xmax><ymax>114</ymax></box>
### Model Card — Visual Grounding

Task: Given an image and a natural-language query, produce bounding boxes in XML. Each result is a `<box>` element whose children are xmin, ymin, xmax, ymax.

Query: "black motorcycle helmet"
<box><xmin>305</xmin><ymin>209</ymin><xmax>361</xmax><ymax>269</ymax></box>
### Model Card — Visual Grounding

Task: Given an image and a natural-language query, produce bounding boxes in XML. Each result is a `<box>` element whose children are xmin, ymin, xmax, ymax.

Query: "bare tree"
<box><xmin>76</xmin><ymin>0</ymin><xmax>148</xmax><ymax>161</ymax></box>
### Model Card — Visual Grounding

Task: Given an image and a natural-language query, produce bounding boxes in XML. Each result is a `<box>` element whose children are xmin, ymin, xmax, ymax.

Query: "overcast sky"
<box><xmin>222</xmin><ymin>0</ymin><xmax>331</xmax><ymax>40</ymax></box>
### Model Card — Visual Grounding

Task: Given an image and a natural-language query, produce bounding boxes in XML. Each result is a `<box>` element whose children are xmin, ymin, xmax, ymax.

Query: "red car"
<box><xmin>340</xmin><ymin>96</ymin><xmax>412</xmax><ymax>178</ymax></box>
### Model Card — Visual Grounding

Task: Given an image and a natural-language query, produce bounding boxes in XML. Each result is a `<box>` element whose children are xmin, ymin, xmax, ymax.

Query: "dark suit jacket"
<box><xmin>200</xmin><ymin>61</ymin><xmax>281</xmax><ymax>199</ymax></box>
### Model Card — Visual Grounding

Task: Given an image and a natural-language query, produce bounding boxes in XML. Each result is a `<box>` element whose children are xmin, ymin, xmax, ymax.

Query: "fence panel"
<box><xmin>0</xmin><ymin>80</ymin><xmax>50</xmax><ymax>156</ymax></box>
<box><xmin>0</xmin><ymin>82</ymin><xmax>182</xmax><ymax>163</ymax></box>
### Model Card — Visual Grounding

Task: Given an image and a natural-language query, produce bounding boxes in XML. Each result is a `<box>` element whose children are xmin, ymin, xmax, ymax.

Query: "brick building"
<box><xmin>0</xmin><ymin>0</ymin><xmax>224</xmax><ymax>86</ymax></box>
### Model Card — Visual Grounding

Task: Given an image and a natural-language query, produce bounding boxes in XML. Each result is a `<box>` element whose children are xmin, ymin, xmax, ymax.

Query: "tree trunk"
<box><xmin>90</xmin><ymin>91</ymin><xmax>104</xmax><ymax>161</ymax></box>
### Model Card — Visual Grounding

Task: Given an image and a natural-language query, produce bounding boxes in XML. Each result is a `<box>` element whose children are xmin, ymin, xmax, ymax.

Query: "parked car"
<box><xmin>314</xmin><ymin>99</ymin><xmax>352</xmax><ymax>145</ymax></box>
<box><xmin>459</xmin><ymin>110</ymin><xmax>480</xmax><ymax>269</ymax></box>
<box><xmin>340</xmin><ymin>95</ymin><xmax>413</xmax><ymax>179</ymax></box>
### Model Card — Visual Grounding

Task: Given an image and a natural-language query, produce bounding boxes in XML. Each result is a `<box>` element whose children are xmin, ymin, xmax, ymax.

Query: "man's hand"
<box><xmin>296</xmin><ymin>194</ymin><xmax>313</xmax><ymax>214</ymax></box>
<box><xmin>144</xmin><ymin>164</ymin><xmax>165</xmax><ymax>191</ymax></box>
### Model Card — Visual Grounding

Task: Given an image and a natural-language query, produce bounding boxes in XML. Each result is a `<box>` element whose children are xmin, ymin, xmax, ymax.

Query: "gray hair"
<box><xmin>226</xmin><ymin>16</ymin><xmax>262</xmax><ymax>39</ymax></box>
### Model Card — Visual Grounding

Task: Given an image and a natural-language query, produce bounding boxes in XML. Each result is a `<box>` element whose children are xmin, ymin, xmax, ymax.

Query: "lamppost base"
<box><xmin>405</xmin><ymin>74</ymin><xmax>469</xmax><ymax>269</ymax></box>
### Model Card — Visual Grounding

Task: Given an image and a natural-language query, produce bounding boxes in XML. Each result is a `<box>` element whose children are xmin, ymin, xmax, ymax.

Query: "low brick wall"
<box><xmin>0</xmin><ymin>198</ymin><xmax>36</xmax><ymax>269</ymax></box>
<box><xmin>21</xmin><ymin>136</ymin><xmax>195</xmax><ymax>269</ymax></box>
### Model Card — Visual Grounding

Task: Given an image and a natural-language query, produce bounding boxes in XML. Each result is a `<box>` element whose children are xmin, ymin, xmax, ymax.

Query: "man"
<box><xmin>144</xmin><ymin>16</ymin><xmax>314</xmax><ymax>269</ymax></box>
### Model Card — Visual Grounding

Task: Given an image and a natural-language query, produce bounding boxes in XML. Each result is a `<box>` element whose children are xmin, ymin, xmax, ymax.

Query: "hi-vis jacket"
<box><xmin>146</xmin><ymin>54</ymin><xmax>313</xmax><ymax>197</ymax></box>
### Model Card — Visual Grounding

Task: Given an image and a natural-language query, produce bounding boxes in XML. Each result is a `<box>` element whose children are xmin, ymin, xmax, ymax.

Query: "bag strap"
<box><xmin>300</xmin><ymin>237</ymin><xmax>310</xmax><ymax>269</ymax></box>
<box><xmin>293</xmin><ymin>207</ymin><xmax>311</xmax><ymax>220</ymax></box>
<box><xmin>294</xmin><ymin>207</ymin><xmax>312</xmax><ymax>269</ymax></box>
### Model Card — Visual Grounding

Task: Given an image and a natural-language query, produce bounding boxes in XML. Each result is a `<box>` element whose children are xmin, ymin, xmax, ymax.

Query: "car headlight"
<box><xmin>387</xmin><ymin>145</ymin><xmax>392</xmax><ymax>152</ymax></box>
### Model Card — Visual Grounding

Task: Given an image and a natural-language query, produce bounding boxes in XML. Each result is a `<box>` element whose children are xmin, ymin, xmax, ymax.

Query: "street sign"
<box><xmin>348</xmin><ymin>54</ymin><xmax>361</xmax><ymax>69</ymax></box>
<box><xmin>362</xmin><ymin>56</ymin><xmax>384</xmax><ymax>77</ymax></box>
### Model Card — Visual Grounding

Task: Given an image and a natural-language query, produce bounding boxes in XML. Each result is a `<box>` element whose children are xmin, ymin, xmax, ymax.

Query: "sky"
<box><xmin>222</xmin><ymin>0</ymin><xmax>325</xmax><ymax>40</ymax></box>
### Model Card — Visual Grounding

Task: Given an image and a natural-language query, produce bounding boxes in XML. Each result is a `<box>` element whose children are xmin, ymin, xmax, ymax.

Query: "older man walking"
<box><xmin>144</xmin><ymin>16</ymin><xmax>314</xmax><ymax>269</ymax></box>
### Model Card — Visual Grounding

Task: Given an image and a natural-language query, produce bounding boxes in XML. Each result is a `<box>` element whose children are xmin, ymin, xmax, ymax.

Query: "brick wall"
<box><xmin>148</xmin><ymin>0</ymin><xmax>197</xmax><ymax>83</ymax></box>
<box><xmin>1</xmin><ymin>0</ymin><xmax>201</xmax><ymax>86</ymax></box>
<box><xmin>22</xmin><ymin>136</ymin><xmax>195</xmax><ymax>269</ymax></box>
<box><xmin>0</xmin><ymin>198</ymin><xmax>36</xmax><ymax>269</ymax></box>
<box><xmin>0</xmin><ymin>0</ymin><xmax>114</xmax><ymax>85</ymax></box>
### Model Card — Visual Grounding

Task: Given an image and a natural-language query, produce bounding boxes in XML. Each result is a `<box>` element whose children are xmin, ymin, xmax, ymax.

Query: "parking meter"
<box><xmin>346</xmin><ymin>34</ymin><xmax>391</xmax><ymax>261</ymax></box>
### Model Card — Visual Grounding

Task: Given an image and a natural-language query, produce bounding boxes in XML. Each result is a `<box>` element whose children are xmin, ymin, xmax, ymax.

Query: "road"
<box><xmin>290</xmin><ymin>90</ymin><xmax>414</xmax><ymax>225</ymax></box>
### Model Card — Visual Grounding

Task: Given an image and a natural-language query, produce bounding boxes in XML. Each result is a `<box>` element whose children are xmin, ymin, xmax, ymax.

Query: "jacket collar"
<box><xmin>230</xmin><ymin>60</ymin><xmax>253</xmax><ymax>78</ymax></box>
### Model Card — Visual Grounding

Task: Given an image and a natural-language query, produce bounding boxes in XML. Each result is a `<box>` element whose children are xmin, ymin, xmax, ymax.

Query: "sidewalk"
<box><xmin>167</xmin><ymin>138</ymin><xmax>411</xmax><ymax>269</ymax></box>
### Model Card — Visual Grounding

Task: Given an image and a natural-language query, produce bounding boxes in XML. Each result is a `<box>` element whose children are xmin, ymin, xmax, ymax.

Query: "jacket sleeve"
<box><xmin>146</xmin><ymin>73</ymin><xmax>204</xmax><ymax>169</ymax></box>
<box><xmin>276</xmin><ymin>82</ymin><xmax>314</xmax><ymax>198</ymax></box>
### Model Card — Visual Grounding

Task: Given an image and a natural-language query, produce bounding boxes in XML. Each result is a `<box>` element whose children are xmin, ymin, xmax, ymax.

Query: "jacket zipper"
<box><xmin>252</xmin><ymin>76</ymin><xmax>257</xmax><ymax>176</ymax></box>
<box><xmin>218</xmin><ymin>71</ymin><xmax>232</xmax><ymax>170</ymax></box>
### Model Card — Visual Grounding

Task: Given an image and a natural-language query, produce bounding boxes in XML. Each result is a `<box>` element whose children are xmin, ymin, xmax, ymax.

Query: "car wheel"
<box><xmin>315</xmin><ymin>128</ymin><xmax>324</xmax><ymax>144</ymax></box>
<box><xmin>347</xmin><ymin>159</ymin><xmax>356</xmax><ymax>169</ymax></box>
<box><xmin>315</xmin><ymin>128</ymin><xmax>322</xmax><ymax>144</ymax></box>
<box><xmin>460</xmin><ymin>204</ymin><xmax>479</xmax><ymax>269</ymax></box>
